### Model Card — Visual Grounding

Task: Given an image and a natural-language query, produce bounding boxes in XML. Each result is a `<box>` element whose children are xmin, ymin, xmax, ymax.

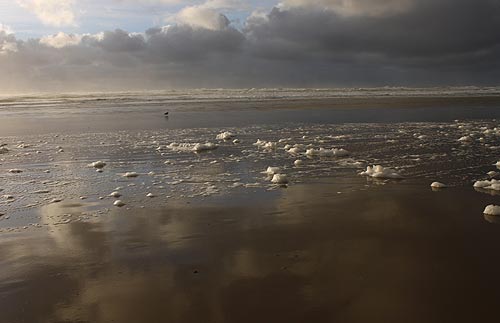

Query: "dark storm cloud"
<box><xmin>93</xmin><ymin>30</ymin><xmax>146</xmax><ymax>52</ymax></box>
<box><xmin>0</xmin><ymin>0</ymin><xmax>499</xmax><ymax>92</ymax></box>
<box><xmin>246</xmin><ymin>0</ymin><xmax>500</xmax><ymax>61</ymax></box>
<box><xmin>144</xmin><ymin>25</ymin><xmax>244</xmax><ymax>62</ymax></box>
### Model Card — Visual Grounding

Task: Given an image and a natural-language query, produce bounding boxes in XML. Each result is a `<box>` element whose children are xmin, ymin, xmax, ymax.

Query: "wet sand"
<box><xmin>2</xmin><ymin>181</ymin><xmax>500</xmax><ymax>323</ymax></box>
<box><xmin>2</xmin><ymin>94</ymin><xmax>500</xmax><ymax>322</ymax></box>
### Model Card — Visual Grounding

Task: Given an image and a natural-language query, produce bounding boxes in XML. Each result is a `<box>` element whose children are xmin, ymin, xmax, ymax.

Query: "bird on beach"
<box><xmin>164</xmin><ymin>111</ymin><xmax>169</xmax><ymax>116</ymax></box>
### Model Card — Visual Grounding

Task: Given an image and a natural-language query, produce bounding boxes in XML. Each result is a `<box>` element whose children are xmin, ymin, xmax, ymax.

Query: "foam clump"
<box><xmin>360</xmin><ymin>165</ymin><xmax>403</xmax><ymax>179</ymax></box>
<box><xmin>216</xmin><ymin>131</ymin><xmax>235</xmax><ymax>140</ymax></box>
<box><xmin>8</xmin><ymin>169</ymin><xmax>23</xmax><ymax>173</ymax></box>
<box><xmin>254</xmin><ymin>139</ymin><xmax>276</xmax><ymax>150</ymax></box>
<box><xmin>110</xmin><ymin>191</ymin><xmax>122</xmax><ymax>198</ymax></box>
<box><xmin>431</xmin><ymin>182</ymin><xmax>447</xmax><ymax>188</ymax></box>
<box><xmin>473</xmin><ymin>179</ymin><xmax>500</xmax><ymax>190</ymax></box>
<box><xmin>193</xmin><ymin>143</ymin><xmax>218</xmax><ymax>152</ymax></box>
<box><xmin>294</xmin><ymin>160</ymin><xmax>303</xmax><ymax>167</ymax></box>
<box><xmin>458</xmin><ymin>136</ymin><xmax>472</xmax><ymax>142</ymax></box>
<box><xmin>264</xmin><ymin>142</ymin><xmax>277</xmax><ymax>150</ymax></box>
<box><xmin>305</xmin><ymin>148</ymin><xmax>318</xmax><ymax>156</ymax></box>
<box><xmin>0</xmin><ymin>147</ymin><xmax>9</xmax><ymax>154</ymax></box>
<box><xmin>287</xmin><ymin>147</ymin><xmax>301</xmax><ymax>154</ymax></box>
<box><xmin>168</xmin><ymin>142</ymin><xmax>218</xmax><ymax>153</ymax></box>
<box><xmin>265</xmin><ymin>166</ymin><xmax>281</xmax><ymax>175</ymax></box>
<box><xmin>89</xmin><ymin>161</ymin><xmax>107</xmax><ymax>169</ymax></box>
<box><xmin>484</xmin><ymin>205</ymin><xmax>500</xmax><ymax>216</ymax></box>
<box><xmin>114</xmin><ymin>200</ymin><xmax>126</xmax><ymax>207</ymax></box>
<box><xmin>306</xmin><ymin>148</ymin><xmax>349</xmax><ymax>157</ymax></box>
<box><xmin>123</xmin><ymin>172</ymin><xmax>139</xmax><ymax>178</ymax></box>
<box><xmin>331</xmin><ymin>148</ymin><xmax>350</xmax><ymax>157</ymax></box>
<box><xmin>146</xmin><ymin>193</ymin><xmax>155</xmax><ymax>198</ymax></box>
<box><xmin>271</xmin><ymin>174</ymin><xmax>289</xmax><ymax>184</ymax></box>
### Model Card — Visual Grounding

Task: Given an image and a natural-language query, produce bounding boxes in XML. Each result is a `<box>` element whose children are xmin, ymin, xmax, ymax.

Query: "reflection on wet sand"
<box><xmin>484</xmin><ymin>214</ymin><xmax>500</xmax><ymax>225</ymax></box>
<box><xmin>2</xmin><ymin>182</ymin><xmax>500</xmax><ymax>323</ymax></box>
<box><xmin>474</xmin><ymin>187</ymin><xmax>500</xmax><ymax>196</ymax></box>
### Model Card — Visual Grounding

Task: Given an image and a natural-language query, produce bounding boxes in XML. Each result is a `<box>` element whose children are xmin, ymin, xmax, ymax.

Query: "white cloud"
<box><xmin>164</xmin><ymin>0</ymin><xmax>247</xmax><ymax>30</ymax></box>
<box><xmin>0</xmin><ymin>23</ymin><xmax>18</xmax><ymax>55</ymax></box>
<box><xmin>40</xmin><ymin>32</ymin><xmax>83</xmax><ymax>48</ymax></box>
<box><xmin>0</xmin><ymin>23</ymin><xmax>14</xmax><ymax>34</ymax></box>
<box><xmin>17</xmin><ymin>0</ymin><xmax>77</xmax><ymax>27</ymax></box>
<box><xmin>173</xmin><ymin>5</ymin><xmax>230</xmax><ymax>30</ymax></box>
<box><xmin>0</xmin><ymin>41</ymin><xmax>18</xmax><ymax>55</ymax></box>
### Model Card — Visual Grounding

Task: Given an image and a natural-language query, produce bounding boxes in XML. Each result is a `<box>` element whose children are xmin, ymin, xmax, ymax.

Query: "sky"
<box><xmin>0</xmin><ymin>0</ymin><xmax>499</xmax><ymax>92</ymax></box>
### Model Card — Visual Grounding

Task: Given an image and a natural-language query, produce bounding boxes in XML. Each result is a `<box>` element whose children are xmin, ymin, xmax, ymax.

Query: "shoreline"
<box><xmin>2</xmin><ymin>95</ymin><xmax>500</xmax><ymax>136</ymax></box>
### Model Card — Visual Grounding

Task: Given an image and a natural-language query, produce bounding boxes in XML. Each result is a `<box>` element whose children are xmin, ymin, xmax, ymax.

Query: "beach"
<box><xmin>2</xmin><ymin>90</ymin><xmax>500</xmax><ymax>322</ymax></box>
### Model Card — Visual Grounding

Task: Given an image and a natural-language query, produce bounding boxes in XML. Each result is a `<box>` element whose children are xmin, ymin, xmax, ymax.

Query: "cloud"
<box><xmin>112</xmin><ymin>0</ymin><xmax>244</xmax><ymax>7</ymax></box>
<box><xmin>0</xmin><ymin>24</ymin><xmax>18</xmax><ymax>55</ymax></box>
<box><xmin>173</xmin><ymin>6</ymin><xmax>231</xmax><ymax>30</ymax></box>
<box><xmin>144</xmin><ymin>23</ymin><xmax>243</xmax><ymax>61</ymax></box>
<box><xmin>199</xmin><ymin>0</ymin><xmax>247</xmax><ymax>10</ymax></box>
<box><xmin>246</xmin><ymin>0</ymin><xmax>500</xmax><ymax>61</ymax></box>
<box><xmin>1</xmin><ymin>0</ymin><xmax>500</xmax><ymax>92</ymax></box>
<box><xmin>110</xmin><ymin>0</ymin><xmax>187</xmax><ymax>3</ymax></box>
<box><xmin>40</xmin><ymin>32</ymin><xmax>83</xmax><ymax>48</ymax></box>
<box><xmin>0</xmin><ymin>23</ymin><xmax>14</xmax><ymax>34</ymax></box>
<box><xmin>94</xmin><ymin>30</ymin><xmax>146</xmax><ymax>52</ymax></box>
<box><xmin>167</xmin><ymin>0</ymin><xmax>249</xmax><ymax>31</ymax></box>
<box><xmin>17</xmin><ymin>0</ymin><xmax>76</xmax><ymax>27</ymax></box>
<box><xmin>279</xmin><ymin>0</ymin><xmax>414</xmax><ymax>17</ymax></box>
